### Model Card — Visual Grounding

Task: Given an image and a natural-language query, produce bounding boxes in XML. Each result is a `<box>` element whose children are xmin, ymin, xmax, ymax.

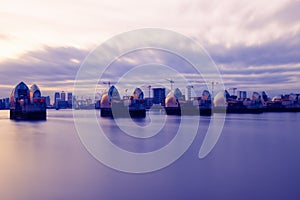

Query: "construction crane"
<box><xmin>165</xmin><ymin>79</ymin><xmax>175</xmax><ymax>91</ymax></box>
<box><xmin>191</xmin><ymin>81</ymin><xmax>218</xmax><ymax>97</ymax></box>
<box><xmin>102</xmin><ymin>81</ymin><xmax>111</xmax><ymax>88</ymax></box>
<box><xmin>189</xmin><ymin>80</ymin><xmax>207</xmax><ymax>96</ymax></box>
<box><xmin>191</xmin><ymin>80</ymin><xmax>205</xmax><ymax>85</ymax></box>
<box><xmin>210</xmin><ymin>81</ymin><xmax>219</xmax><ymax>97</ymax></box>
<box><xmin>101</xmin><ymin>81</ymin><xmax>116</xmax><ymax>88</ymax></box>
<box><xmin>141</xmin><ymin>85</ymin><xmax>152</xmax><ymax>98</ymax></box>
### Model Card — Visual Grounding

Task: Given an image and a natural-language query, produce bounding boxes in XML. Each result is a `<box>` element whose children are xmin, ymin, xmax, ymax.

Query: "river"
<box><xmin>0</xmin><ymin>110</ymin><xmax>300</xmax><ymax>200</ymax></box>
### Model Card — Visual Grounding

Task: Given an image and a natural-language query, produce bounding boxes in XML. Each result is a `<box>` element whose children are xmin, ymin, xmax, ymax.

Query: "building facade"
<box><xmin>54</xmin><ymin>92</ymin><xmax>60</xmax><ymax>107</ymax></box>
<box><xmin>152</xmin><ymin>88</ymin><xmax>166</xmax><ymax>106</ymax></box>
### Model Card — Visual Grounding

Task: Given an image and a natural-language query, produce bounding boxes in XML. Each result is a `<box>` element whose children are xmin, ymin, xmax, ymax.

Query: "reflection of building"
<box><xmin>152</xmin><ymin>88</ymin><xmax>165</xmax><ymax>106</ymax></box>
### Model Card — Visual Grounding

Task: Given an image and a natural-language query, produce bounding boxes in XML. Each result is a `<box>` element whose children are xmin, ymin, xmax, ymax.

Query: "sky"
<box><xmin>0</xmin><ymin>0</ymin><xmax>300</xmax><ymax>101</ymax></box>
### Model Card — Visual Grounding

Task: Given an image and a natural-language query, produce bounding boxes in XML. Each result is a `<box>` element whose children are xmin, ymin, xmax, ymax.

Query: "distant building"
<box><xmin>57</xmin><ymin>100</ymin><xmax>68</xmax><ymax>109</ymax></box>
<box><xmin>0</xmin><ymin>98</ymin><xmax>9</xmax><ymax>109</ymax></box>
<box><xmin>186</xmin><ymin>85</ymin><xmax>193</xmax><ymax>101</ymax></box>
<box><xmin>30</xmin><ymin>84</ymin><xmax>41</xmax><ymax>103</ymax></box>
<box><xmin>61</xmin><ymin>91</ymin><xmax>66</xmax><ymax>101</ymax></box>
<box><xmin>152</xmin><ymin>88</ymin><xmax>165</xmax><ymax>106</ymax></box>
<box><xmin>42</xmin><ymin>96</ymin><xmax>51</xmax><ymax>107</ymax></box>
<box><xmin>4</xmin><ymin>98</ymin><xmax>9</xmax><ymax>109</ymax></box>
<box><xmin>95</xmin><ymin>100</ymin><xmax>101</xmax><ymax>109</ymax></box>
<box><xmin>86</xmin><ymin>98</ymin><xmax>93</xmax><ymax>105</ymax></box>
<box><xmin>10</xmin><ymin>82</ymin><xmax>46</xmax><ymax>120</ymax></box>
<box><xmin>53</xmin><ymin>91</ymin><xmax>73</xmax><ymax>109</ymax></box>
<box><xmin>67</xmin><ymin>92</ymin><xmax>72</xmax><ymax>108</ymax></box>
<box><xmin>144</xmin><ymin>97</ymin><xmax>153</xmax><ymax>109</ymax></box>
<box><xmin>238</xmin><ymin>91</ymin><xmax>247</xmax><ymax>99</ymax></box>
<box><xmin>262</xmin><ymin>91</ymin><xmax>270</xmax><ymax>102</ymax></box>
<box><xmin>54</xmin><ymin>92</ymin><xmax>60</xmax><ymax>106</ymax></box>
<box><xmin>174</xmin><ymin>88</ymin><xmax>185</xmax><ymax>101</ymax></box>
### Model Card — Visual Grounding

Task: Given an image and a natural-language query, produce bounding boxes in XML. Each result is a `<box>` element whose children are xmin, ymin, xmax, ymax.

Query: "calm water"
<box><xmin>0</xmin><ymin>110</ymin><xmax>300</xmax><ymax>200</ymax></box>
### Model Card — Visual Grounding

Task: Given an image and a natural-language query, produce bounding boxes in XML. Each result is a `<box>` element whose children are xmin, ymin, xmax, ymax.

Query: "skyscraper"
<box><xmin>67</xmin><ymin>92</ymin><xmax>72</xmax><ymax>108</ymax></box>
<box><xmin>152</xmin><ymin>88</ymin><xmax>165</xmax><ymax>105</ymax></box>
<box><xmin>54</xmin><ymin>92</ymin><xmax>60</xmax><ymax>107</ymax></box>
<box><xmin>186</xmin><ymin>85</ymin><xmax>193</xmax><ymax>101</ymax></box>
<box><xmin>238</xmin><ymin>91</ymin><xmax>247</xmax><ymax>99</ymax></box>
<box><xmin>61</xmin><ymin>91</ymin><xmax>66</xmax><ymax>101</ymax></box>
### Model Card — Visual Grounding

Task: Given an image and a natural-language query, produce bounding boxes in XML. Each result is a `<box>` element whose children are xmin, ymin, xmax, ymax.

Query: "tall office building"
<box><xmin>54</xmin><ymin>92</ymin><xmax>60</xmax><ymax>107</ymax></box>
<box><xmin>186</xmin><ymin>85</ymin><xmax>193</xmax><ymax>101</ymax></box>
<box><xmin>67</xmin><ymin>92</ymin><xmax>72</xmax><ymax>108</ymax></box>
<box><xmin>61</xmin><ymin>91</ymin><xmax>66</xmax><ymax>101</ymax></box>
<box><xmin>152</xmin><ymin>88</ymin><xmax>166</xmax><ymax>105</ymax></box>
<box><xmin>238</xmin><ymin>91</ymin><xmax>247</xmax><ymax>99</ymax></box>
<box><xmin>4</xmin><ymin>98</ymin><xmax>9</xmax><ymax>109</ymax></box>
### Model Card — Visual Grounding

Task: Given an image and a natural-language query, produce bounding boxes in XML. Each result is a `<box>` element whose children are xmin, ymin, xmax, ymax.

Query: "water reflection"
<box><xmin>0</xmin><ymin>110</ymin><xmax>300</xmax><ymax>200</ymax></box>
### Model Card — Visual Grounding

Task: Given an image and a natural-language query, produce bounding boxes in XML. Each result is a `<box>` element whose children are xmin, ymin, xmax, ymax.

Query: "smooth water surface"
<box><xmin>0</xmin><ymin>110</ymin><xmax>300</xmax><ymax>200</ymax></box>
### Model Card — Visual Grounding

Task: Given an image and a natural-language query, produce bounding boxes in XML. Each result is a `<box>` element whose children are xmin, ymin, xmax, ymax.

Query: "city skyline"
<box><xmin>0</xmin><ymin>0</ymin><xmax>300</xmax><ymax>98</ymax></box>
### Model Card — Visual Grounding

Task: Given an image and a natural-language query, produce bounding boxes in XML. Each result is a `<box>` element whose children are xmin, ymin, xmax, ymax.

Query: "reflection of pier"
<box><xmin>10</xmin><ymin>82</ymin><xmax>46</xmax><ymax>120</ymax></box>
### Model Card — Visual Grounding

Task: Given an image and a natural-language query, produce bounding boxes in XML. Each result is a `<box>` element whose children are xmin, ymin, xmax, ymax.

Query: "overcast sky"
<box><xmin>0</xmin><ymin>0</ymin><xmax>299</xmax><ymax>100</ymax></box>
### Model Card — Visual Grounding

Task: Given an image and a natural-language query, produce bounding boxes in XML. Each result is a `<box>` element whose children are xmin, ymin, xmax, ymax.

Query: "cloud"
<box><xmin>0</xmin><ymin>46</ymin><xmax>89</xmax><ymax>98</ymax></box>
<box><xmin>206</xmin><ymin>32</ymin><xmax>300</xmax><ymax>91</ymax></box>
<box><xmin>1</xmin><ymin>0</ymin><xmax>300</xmax><ymax>98</ymax></box>
<box><xmin>1</xmin><ymin>0</ymin><xmax>298</xmax><ymax>55</ymax></box>
<box><xmin>208</xmin><ymin>31</ymin><xmax>300</xmax><ymax>67</ymax></box>
<box><xmin>273</xmin><ymin>0</ymin><xmax>300</xmax><ymax>25</ymax></box>
<box><xmin>1</xmin><ymin>34</ymin><xmax>300</xmax><ymax>100</ymax></box>
<box><xmin>0</xmin><ymin>34</ymin><xmax>11</xmax><ymax>40</ymax></box>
